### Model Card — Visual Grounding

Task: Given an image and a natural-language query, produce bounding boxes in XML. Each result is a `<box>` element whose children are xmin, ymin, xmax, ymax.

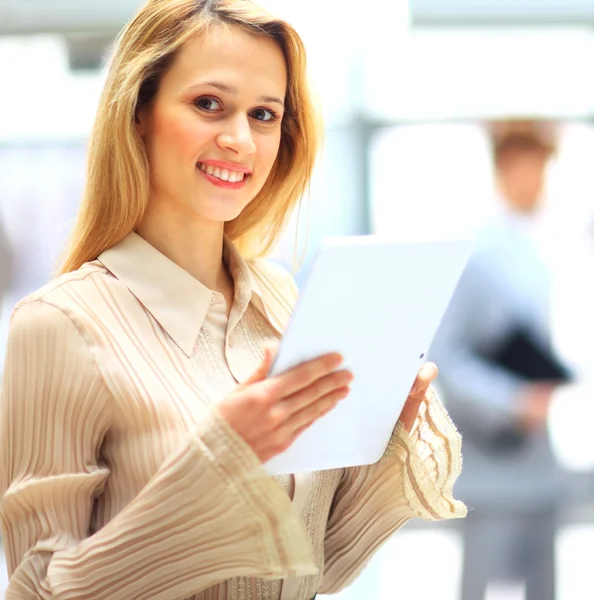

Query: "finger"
<box><xmin>410</xmin><ymin>362</ymin><xmax>438</xmax><ymax>396</ymax></box>
<box><xmin>244</xmin><ymin>344</ymin><xmax>277</xmax><ymax>386</ymax></box>
<box><xmin>280</xmin><ymin>369</ymin><xmax>353</xmax><ymax>414</ymax></box>
<box><xmin>291</xmin><ymin>412</ymin><xmax>325</xmax><ymax>442</ymax></box>
<box><xmin>267</xmin><ymin>352</ymin><xmax>344</xmax><ymax>398</ymax></box>
<box><xmin>286</xmin><ymin>385</ymin><xmax>350</xmax><ymax>433</ymax></box>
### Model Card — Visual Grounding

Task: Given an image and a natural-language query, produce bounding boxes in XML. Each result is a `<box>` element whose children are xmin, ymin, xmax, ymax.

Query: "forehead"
<box><xmin>163</xmin><ymin>24</ymin><xmax>287</xmax><ymax>97</ymax></box>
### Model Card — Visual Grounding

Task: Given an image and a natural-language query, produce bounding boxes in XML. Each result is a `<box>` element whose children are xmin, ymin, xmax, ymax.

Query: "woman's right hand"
<box><xmin>218</xmin><ymin>348</ymin><xmax>353</xmax><ymax>462</ymax></box>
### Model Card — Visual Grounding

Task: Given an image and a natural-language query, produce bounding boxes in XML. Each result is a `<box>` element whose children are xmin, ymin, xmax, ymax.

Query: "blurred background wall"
<box><xmin>1</xmin><ymin>0</ymin><xmax>594</xmax><ymax>599</ymax></box>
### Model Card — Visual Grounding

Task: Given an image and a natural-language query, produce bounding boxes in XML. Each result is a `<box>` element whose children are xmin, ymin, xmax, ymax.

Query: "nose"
<box><xmin>216</xmin><ymin>114</ymin><xmax>256</xmax><ymax>158</ymax></box>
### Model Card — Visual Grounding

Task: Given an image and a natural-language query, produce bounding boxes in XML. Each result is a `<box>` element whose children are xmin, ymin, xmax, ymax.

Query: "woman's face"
<box><xmin>137</xmin><ymin>25</ymin><xmax>287</xmax><ymax>225</ymax></box>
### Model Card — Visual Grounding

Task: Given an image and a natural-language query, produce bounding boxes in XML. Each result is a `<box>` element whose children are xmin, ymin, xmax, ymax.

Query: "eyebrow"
<box><xmin>191</xmin><ymin>80</ymin><xmax>285</xmax><ymax>107</ymax></box>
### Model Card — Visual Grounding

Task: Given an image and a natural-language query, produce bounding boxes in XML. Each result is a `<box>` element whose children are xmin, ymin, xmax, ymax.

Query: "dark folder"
<box><xmin>488</xmin><ymin>327</ymin><xmax>572</xmax><ymax>383</ymax></box>
<box><xmin>479</xmin><ymin>326</ymin><xmax>573</xmax><ymax>452</ymax></box>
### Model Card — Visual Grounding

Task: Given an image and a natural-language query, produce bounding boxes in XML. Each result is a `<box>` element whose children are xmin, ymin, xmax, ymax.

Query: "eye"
<box><xmin>250</xmin><ymin>107</ymin><xmax>279</xmax><ymax>123</ymax></box>
<box><xmin>194</xmin><ymin>96</ymin><xmax>222</xmax><ymax>112</ymax></box>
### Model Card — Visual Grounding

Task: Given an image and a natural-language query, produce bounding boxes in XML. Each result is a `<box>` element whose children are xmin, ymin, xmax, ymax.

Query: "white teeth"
<box><xmin>198</xmin><ymin>163</ymin><xmax>247</xmax><ymax>183</ymax></box>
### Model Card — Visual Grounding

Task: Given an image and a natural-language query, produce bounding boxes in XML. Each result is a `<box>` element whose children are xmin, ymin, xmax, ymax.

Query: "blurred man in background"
<box><xmin>429</xmin><ymin>120</ymin><xmax>573</xmax><ymax>600</ymax></box>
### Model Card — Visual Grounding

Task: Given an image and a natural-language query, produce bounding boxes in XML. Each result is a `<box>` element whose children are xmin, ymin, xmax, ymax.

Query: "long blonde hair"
<box><xmin>59</xmin><ymin>0</ymin><xmax>320</xmax><ymax>274</ymax></box>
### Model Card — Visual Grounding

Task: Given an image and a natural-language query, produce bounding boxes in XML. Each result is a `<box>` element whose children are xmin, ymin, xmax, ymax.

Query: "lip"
<box><xmin>197</xmin><ymin>159</ymin><xmax>252</xmax><ymax>175</ymax></box>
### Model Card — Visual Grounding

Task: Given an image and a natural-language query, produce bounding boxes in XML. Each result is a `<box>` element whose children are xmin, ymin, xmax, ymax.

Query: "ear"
<box><xmin>134</xmin><ymin>109</ymin><xmax>146</xmax><ymax>138</ymax></box>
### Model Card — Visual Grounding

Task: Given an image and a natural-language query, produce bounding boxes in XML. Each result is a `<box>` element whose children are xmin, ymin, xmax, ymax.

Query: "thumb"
<box><xmin>410</xmin><ymin>362</ymin><xmax>438</xmax><ymax>396</ymax></box>
<box><xmin>244</xmin><ymin>342</ymin><xmax>278</xmax><ymax>385</ymax></box>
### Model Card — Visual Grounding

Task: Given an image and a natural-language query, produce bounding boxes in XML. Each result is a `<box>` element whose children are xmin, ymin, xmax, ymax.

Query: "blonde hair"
<box><xmin>59</xmin><ymin>0</ymin><xmax>320</xmax><ymax>274</ymax></box>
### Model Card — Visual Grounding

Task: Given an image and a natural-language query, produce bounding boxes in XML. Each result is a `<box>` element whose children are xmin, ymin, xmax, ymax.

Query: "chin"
<box><xmin>196</xmin><ymin>200</ymin><xmax>249</xmax><ymax>225</ymax></box>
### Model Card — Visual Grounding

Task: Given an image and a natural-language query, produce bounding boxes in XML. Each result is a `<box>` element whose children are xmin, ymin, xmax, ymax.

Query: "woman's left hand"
<box><xmin>399</xmin><ymin>362</ymin><xmax>439</xmax><ymax>433</ymax></box>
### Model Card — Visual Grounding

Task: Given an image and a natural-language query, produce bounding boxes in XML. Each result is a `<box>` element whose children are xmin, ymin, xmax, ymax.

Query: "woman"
<box><xmin>0</xmin><ymin>1</ymin><xmax>466</xmax><ymax>599</ymax></box>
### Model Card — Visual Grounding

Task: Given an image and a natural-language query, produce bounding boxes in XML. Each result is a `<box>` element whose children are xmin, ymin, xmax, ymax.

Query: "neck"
<box><xmin>136</xmin><ymin>202</ymin><xmax>229</xmax><ymax>292</ymax></box>
<box><xmin>503</xmin><ymin>198</ymin><xmax>540</xmax><ymax>217</ymax></box>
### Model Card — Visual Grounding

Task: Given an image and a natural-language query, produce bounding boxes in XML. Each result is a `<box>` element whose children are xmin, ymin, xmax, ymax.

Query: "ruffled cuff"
<box><xmin>197</xmin><ymin>408</ymin><xmax>317</xmax><ymax>577</ymax></box>
<box><xmin>387</xmin><ymin>387</ymin><xmax>467</xmax><ymax>521</ymax></box>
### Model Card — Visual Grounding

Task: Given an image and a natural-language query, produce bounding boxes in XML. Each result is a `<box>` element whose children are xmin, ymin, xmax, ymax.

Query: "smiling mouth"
<box><xmin>197</xmin><ymin>162</ymin><xmax>250</xmax><ymax>183</ymax></box>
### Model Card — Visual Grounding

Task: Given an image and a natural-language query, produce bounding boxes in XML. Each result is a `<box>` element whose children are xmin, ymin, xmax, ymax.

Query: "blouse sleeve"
<box><xmin>319</xmin><ymin>386</ymin><xmax>467</xmax><ymax>594</ymax></box>
<box><xmin>0</xmin><ymin>300</ymin><xmax>315</xmax><ymax>600</ymax></box>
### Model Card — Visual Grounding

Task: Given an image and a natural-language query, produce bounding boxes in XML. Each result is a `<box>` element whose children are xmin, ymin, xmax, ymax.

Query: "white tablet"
<box><xmin>265</xmin><ymin>236</ymin><xmax>473</xmax><ymax>476</ymax></box>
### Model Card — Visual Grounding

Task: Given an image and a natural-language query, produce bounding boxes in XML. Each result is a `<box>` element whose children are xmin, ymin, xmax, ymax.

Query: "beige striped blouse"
<box><xmin>0</xmin><ymin>232</ymin><xmax>466</xmax><ymax>600</ymax></box>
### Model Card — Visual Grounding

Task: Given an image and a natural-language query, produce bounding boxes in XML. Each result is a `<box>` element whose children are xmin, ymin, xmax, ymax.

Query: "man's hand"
<box><xmin>515</xmin><ymin>383</ymin><xmax>557</xmax><ymax>432</ymax></box>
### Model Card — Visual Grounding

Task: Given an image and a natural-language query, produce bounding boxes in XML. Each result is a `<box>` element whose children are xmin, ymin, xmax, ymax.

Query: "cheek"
<box><xmin>150</xmin><ymin>110</ymin><xmax>207</xmax><ymax>162</ymax></box>
<box><xmin>256</xmin><ymin>132</ymin><xmax>282</xmax><ymax>173</ymax></box>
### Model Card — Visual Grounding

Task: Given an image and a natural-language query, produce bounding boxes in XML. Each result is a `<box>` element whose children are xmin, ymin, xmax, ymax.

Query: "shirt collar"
<box><xmin>97</xmin><ymin>231</ymin><xmax>277</xmax><ymax>357</ymax></box>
